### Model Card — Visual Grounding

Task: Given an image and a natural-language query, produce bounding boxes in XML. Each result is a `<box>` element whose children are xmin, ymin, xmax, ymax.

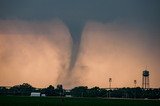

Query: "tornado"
<box><xmin>56</xmin><ymin>21</ymin><xmax>85</xmax><ymax>87</ymax></box>
<box><xmin>66</xmin><ymin>21</ymin><xmax>84</xmax><ymax>71</ymax></box>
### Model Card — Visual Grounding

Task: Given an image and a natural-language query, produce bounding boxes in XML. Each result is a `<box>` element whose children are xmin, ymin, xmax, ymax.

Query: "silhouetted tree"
<box><xmin>42</xmin><ymin>85</ymin><xmax>55</xmax><ymax>96</ymax></box>
<box><xmin>55</xmin><ymin>84</ymin><xmax>64</xmax><ymax>96</ymax></box>
<box><xmin>71</xmin><ymin>86</ymin><xmax>88</xmax><ymax>97</ymax></box>
<box><xmin>0</xmin><ymin>83</ymin><xmax>159</xmax><ymax>99</ymax></box>
<box><xmin>9</xmin><ymin>83</ymin><xmax>35</xmax><ymax>96</ymax></box>
<box><xmin>88</xmin><ymin>87</ymin><xmax>100</xmax><ymax>97</ymax></box>
<box><xmin>0</xmin><ymin>87</ymin><xmax>7</xmax><ymax>95</ymax></box>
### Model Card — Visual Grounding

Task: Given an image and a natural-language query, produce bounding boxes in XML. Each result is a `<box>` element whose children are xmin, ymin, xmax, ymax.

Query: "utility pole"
<box><xmin>108</xmin><ymin>78</ymin><xmax>112</xmax><ymax>98</ymax></box>
<box><xmin>134</xmin><ymin>80</ymin><xmax>137</xmax><ymax>88</ymax></box>
<box><xmin>109</xmin><ymin>78</ymin><xmax>112</xmax><ymax>89</ymax></box>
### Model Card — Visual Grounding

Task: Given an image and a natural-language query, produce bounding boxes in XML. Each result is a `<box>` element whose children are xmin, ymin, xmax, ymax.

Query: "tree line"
<box><xmin>0</xmin><ymin>83</ymin><xmax>160</xmax><ymax>99</ymax></box>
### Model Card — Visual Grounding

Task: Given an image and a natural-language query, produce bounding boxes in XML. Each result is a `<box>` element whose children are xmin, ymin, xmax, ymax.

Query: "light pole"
<box><xmin>108</xmin><ymin>78</ymin><xmax>112</xmax><ymax>98</ymax></box>
<box><xmin>109</xmin><ymin>78</ymin><xmax>112</xmax><ymax>89</ymax></box>
<box><xmin>134</xmin><ymin>80</ymin><xmax>137</xmax><ymax>88</ymax></box>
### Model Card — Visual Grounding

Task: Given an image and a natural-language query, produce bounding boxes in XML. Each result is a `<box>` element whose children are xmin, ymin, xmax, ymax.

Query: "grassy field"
<box><xmin>0</xmin><ymin>96</ymin><xmax>160</xmax><ymax>106</ymax></box>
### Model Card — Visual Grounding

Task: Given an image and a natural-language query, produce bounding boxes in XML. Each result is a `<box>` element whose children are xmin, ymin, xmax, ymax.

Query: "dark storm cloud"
<box><xmin>0</xmin><ymin>0</ymin><xmax>160</xmax><ymax>21</ymax></box>
<box><xmin>0</xmin><ymin>0</ymin><xmax>160</xmax><ymax>40</ymax></box>
<box><xmin>0</xmin><ymin>0</ymin><xmax>160</xmax><ymax>66</ymax></box>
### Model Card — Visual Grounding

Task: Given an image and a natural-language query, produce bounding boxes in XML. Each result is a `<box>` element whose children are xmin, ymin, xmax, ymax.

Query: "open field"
<box><xmin>0</xmin><ymin>96</ymin><xmax>160</xmax><ymax>106</ymax></box>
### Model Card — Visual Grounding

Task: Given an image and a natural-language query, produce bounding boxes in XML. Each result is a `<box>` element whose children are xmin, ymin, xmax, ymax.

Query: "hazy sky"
<box><xmin>0</xmin><ymin>0</ymin><xmax>160</xmax><ymax>88</ymax></box>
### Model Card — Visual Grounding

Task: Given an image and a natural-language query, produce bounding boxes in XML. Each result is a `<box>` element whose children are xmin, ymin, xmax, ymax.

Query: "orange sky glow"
<box><xmin>0</xmin><ymin>20</ymin><xmax>159</xmax><ymax>88</ymax></box>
